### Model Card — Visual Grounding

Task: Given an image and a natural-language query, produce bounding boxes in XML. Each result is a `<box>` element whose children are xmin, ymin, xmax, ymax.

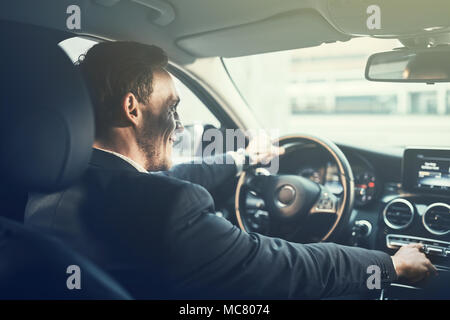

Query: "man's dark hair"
<box><xmin>77</xmin><ymin>41</ymin><xmax>168</xmax><ymax>133</ymax></box>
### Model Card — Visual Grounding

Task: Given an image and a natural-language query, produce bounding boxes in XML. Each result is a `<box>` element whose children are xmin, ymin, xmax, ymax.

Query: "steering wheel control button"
<box><xmin>321</xmin><ymin>199</ymin><xmax>333</xmax><ymax>210</ymax></box>
<box><xmin>276</xmin><ymin>185</ymin><xmax>296</xmax><ymax>207</ymax></box>
<box><xmin>312</xmin><ymin>188</ymin><xmax>337</xmax><ymax>213</ymax></box>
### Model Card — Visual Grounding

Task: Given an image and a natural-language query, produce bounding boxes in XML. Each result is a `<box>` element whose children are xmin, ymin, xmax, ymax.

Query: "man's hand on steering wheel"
<box><xmin>235</xmin><ymin>134</ymin><xmax>355</xmax><ymax>243</ymax></box>
<box><xmin>245</xmin><ymin>133</ymin><xmax>285</xmax><ymax>166</ymax></box>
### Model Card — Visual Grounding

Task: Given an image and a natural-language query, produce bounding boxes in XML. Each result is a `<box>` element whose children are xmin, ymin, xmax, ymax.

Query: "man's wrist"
<box><xmin>391</xmin><ymin>256</ymin><xmax>402</xmax><ymax>278</ymax></box>
<box><xmin>227</xmin><ymin>148</ymin><xmax>250</xmax><ymax>176</ymax></box>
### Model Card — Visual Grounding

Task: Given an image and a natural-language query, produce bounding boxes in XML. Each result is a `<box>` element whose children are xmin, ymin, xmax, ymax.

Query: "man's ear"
<box><xmin>121</xmin><ymin>92</ymin><xmax>140</xmax><ymax>126</ymax></box>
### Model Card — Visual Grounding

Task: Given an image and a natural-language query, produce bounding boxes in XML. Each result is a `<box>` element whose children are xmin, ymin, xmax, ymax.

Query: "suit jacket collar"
<box><xmin>89</xmin><ymin>148</ymin><xmax>140</xmax><ymax>172</ymax></box>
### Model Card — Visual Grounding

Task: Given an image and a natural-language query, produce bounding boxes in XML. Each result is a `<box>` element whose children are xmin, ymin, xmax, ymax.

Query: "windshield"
<box><xmin>223</xmin><ymin>37</ymin><xmax>450</xmax><ymax>149</ymax></box>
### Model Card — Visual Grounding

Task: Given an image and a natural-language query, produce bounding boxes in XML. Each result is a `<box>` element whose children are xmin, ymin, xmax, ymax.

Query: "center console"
<box><xmin>376</xmin><ymin>148</ymin><xmax>450</xmax><ymax>299</ymax></box>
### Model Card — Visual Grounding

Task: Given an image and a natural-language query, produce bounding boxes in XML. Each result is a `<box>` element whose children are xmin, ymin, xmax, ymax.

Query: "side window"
<box><xmin>59</xmin><ymin>37</ymin><xmax>97</xmax><ymax>62</ymax></box>
<box><xmin>171</xmin><ymin>76</ymin><xmax>221</xmax><ymax>163</ymax></box>
<box><xmin>172</xmin><ymin>76</ymin><xmax>220</xmax><ymax>128</ymax></box>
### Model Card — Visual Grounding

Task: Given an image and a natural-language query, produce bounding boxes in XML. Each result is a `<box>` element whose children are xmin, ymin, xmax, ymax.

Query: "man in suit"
<box><xmin>25</xmin><ymin>41</ymin><xmax>436</xmax><ymax>299</ymax></box>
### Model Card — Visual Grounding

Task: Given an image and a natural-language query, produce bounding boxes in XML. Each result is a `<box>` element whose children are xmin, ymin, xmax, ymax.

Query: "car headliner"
<box><xmin>1</xmin><ymin>0</ymin><xmax>450</xmax><ymax>65</ymax></box>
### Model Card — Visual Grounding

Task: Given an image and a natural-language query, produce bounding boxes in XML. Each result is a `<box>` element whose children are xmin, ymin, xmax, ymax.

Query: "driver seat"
<box><xmin>0</xmin><ymin>20</ymin><xmax>131</xmax><ymax>299</ymax></box>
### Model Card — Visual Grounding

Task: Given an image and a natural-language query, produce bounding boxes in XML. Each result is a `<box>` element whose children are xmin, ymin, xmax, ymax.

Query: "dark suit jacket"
<box><xmin>25</xmin><ymin>148</ymin><xmax>397</xmax><ymax>299</ymax></box>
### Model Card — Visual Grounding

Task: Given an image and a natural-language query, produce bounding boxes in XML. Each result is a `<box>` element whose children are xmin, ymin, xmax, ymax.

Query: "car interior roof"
<box><xmin>2</xmin><ymin>0</ymin><xmax>450</xmax><ymax>65</ymax></box>
<box><xmin>1</xmin><ymin>0</ymin><xmax>345</xmax><ymax>64</ymax></box>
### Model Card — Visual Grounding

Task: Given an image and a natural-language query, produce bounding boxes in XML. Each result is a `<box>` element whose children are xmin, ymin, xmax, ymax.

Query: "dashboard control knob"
<box><xmin>353</xmin><ymin>220</ymin><xmax>372</xmax><ymax>237</ymax></box>
<box><xmin>350</xmin><ymin>220</ymin><xmax>373</xmax><ymax>247</ymax></box>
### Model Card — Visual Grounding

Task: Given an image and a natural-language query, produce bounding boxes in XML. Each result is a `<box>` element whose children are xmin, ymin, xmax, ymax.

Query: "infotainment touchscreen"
<box><xmin>403</xmin><ymin>148</ymin><xmax>450</xmax><ymax>194</ymax></box>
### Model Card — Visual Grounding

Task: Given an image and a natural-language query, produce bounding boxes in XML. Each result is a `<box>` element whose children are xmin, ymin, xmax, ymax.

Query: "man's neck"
<box><xmin>93</xmin><ymin>146</ymin><xmax>149</xmax><ymax>173</ymax></box>
<box><xmin>93</xmin><ymin>135</ymin><xmax>148</xmax><ymax>172</ymax></box>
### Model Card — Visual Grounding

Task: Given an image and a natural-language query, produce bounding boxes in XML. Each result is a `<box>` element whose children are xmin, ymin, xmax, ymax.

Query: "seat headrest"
<box><xmin>0</xmin><ymin>23</ymin><xmax>94</xmax><ymax>191</ymax></box>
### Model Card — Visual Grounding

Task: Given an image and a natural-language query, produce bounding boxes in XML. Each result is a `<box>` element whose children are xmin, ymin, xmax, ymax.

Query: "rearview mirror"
<box><xmin>365</xmin><ymin>46</ymin><xmax>450</xmax><ymax>83</ymax></box>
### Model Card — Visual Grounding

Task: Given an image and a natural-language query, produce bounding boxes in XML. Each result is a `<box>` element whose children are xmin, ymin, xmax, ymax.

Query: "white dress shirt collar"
<box><xmin>94</xmin><ymin>147</ymin><xmax>148</xmax><ymax>173</ymax></box>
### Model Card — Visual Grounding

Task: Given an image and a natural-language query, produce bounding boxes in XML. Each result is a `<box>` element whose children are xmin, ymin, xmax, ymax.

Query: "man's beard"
<box><xmin>136</xmin><ymin>116</ymin><xmax>171</xmax><ymax>172</ymax></box>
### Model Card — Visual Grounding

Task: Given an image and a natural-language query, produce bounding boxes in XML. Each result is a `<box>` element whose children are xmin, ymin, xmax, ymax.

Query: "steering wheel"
<box><xmin>234</xmin><ymin>134</ymin><xmax>355</xmax><ymax>242</ymax></box>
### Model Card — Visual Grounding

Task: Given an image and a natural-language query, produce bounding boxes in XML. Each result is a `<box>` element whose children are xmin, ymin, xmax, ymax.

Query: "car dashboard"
<box><xmin>274</xmin><ymin>143</ymin><xmax>450</xmax><ymax>299</ymax></box>
<box><xmin>279</xmin><ymin>146</ymin><xmax>379</xmax><ymax>209</ymax></box>
<box><xmin>214</xmin><ymin>142</ymin><xmax>450</xmax><ymax>299</ymax></box>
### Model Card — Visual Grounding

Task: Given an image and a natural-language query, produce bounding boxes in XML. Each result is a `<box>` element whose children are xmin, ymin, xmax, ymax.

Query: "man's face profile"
<box><xmin>79</xmin><ymin>41</ymin><xmax>184</xmax><ymax>172</ymax></box>
<box><xmin>136</xmin><ymin>70</ymin><xmax>181</xmax><ymax>171</ymax></box>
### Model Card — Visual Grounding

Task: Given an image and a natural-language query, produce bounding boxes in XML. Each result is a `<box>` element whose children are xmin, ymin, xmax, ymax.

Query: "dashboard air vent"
<box><xmin>383</xmin><ymin>199</ymin><xmax>414</xmax><ymax>230</ymax></box>
<box><xmin>423</xmin><ymin>203</ymin><xmax>450</xmax><ymax>236</ymax></box>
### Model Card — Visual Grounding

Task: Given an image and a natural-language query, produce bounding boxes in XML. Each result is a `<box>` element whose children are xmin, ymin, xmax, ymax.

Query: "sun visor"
<box><xmin>176</xmin><ymin>9</ymin><xmax>351</xmax><ymax>58</ymax></box>
<box><xmin>326</xmin><ymin>0</ymin><xmax>450</xmax><ymax>37</ymax></box>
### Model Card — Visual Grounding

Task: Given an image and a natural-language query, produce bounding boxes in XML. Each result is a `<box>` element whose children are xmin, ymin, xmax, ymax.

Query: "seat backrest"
<box><xmin>0</xmin><ymin>21</ymin><xmax>94</xmax><ymax>191</ymax></box>
<box><xmin>0</xmin><ymin>20</ymin><xmax>131</xmax><ymax>299</ymax></box>
<box><xmin>0</xmin><ymin>183</ymin><xmax>27</xmax><ymax>222</ymax></box>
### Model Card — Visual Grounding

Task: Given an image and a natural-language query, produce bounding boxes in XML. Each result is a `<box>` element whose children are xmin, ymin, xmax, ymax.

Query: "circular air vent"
<box><xmin>422</xmin><ymin>203</ymin><xmax>450</xmax><ymax>236</ymax></box>
<box><xmin>383</xmin><ymin>199</ymin><xmax>415</xmax><ymax>230</ymax></box>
